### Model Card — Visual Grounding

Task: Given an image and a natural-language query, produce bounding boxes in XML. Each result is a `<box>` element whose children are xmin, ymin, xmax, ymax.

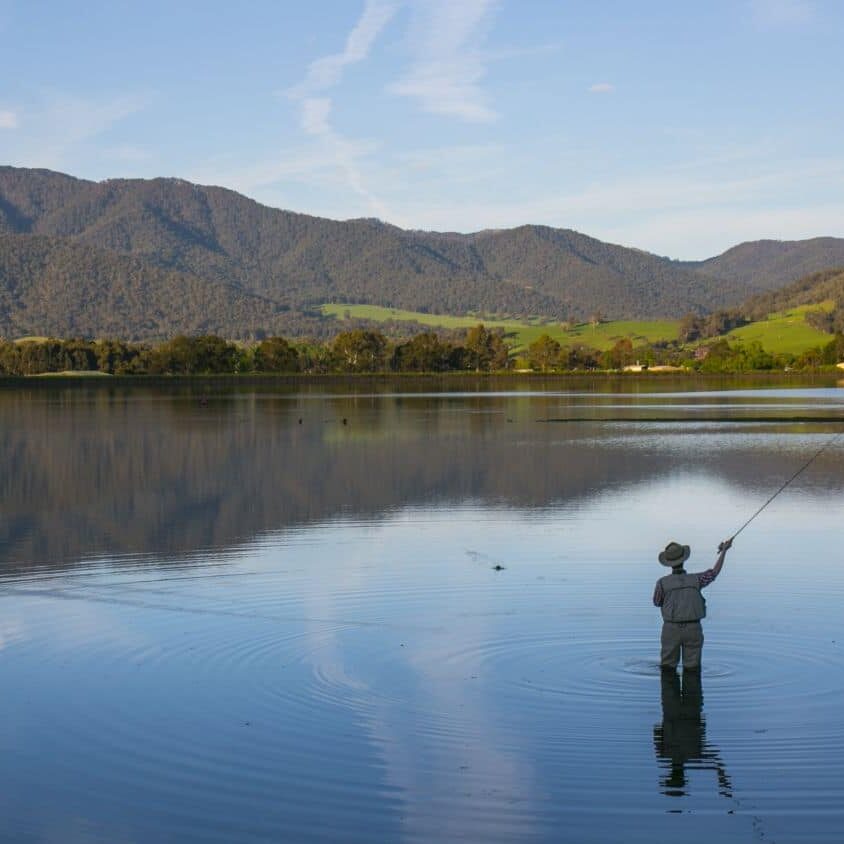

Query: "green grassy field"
<box><xmin>320</xmin><ymin>304</ymin><xmax>679</xmax><ymax>351</ymax></box>
<box><xmin>722</xmin><ymin>304</ymin><xmax>832</xmax><ymax>354</ymax></box>
<box><xmin>9</xmin><ymin>304</ymin><xmax>834</xmax><ymax>359</ymax></box>
<box><xmin>323</xmin><ymin>302</ymin><xmax>838</xmax><ymax>356</ymax></box>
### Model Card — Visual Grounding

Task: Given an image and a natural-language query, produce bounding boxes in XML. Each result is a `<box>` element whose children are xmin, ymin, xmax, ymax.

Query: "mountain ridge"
<box><xmin>1</xmin><ymin>165</ymin><xmax>843</xmax><ymax>340</ymax></box>
<box><xmin>686</xmin><ymin>237</ymin><xmax>844</xmax><ymax>288</ymax></box>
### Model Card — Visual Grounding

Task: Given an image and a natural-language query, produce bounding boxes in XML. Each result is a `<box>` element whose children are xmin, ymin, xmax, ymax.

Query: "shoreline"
<box><xmin>1</xmin><ymin>370</ymin><xmax>842</xmax><ymax>391</ymax></box>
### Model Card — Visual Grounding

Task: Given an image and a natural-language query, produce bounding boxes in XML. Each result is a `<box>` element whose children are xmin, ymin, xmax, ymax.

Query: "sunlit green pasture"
<box><xmin>320</xmin><ymin>304</ymin><xmax>679</xmax><ymax>351</ymax></box>
<box><xmin>723</xmin><ymin>304</ymin><xmax>832</xmax><ymax>355</ymax></box>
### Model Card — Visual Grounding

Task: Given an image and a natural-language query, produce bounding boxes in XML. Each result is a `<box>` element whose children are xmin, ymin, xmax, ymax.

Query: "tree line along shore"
<box><xmin>1</xmin><ymin>325</ymin><xmax>843</xmax><ymax>377</ymax></box>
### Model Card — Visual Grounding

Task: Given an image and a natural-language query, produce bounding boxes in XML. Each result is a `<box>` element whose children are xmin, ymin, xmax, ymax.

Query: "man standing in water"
<box><xmin>653</xmin><ymin>539</ymin><xmax>732</xmax><ymax>670</ymax></box>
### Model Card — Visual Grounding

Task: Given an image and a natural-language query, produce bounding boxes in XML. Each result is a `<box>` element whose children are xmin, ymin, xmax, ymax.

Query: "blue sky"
<box><xmin>1</xmin><ymin>0</ymin><xmax>842</xmax><ymax>258</ymax></box>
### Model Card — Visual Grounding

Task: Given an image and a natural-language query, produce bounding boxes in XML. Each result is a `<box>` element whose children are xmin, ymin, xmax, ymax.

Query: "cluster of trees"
<box><xmin>672</xmin><ymin>335</ymin><xmax>843</xmax><ymax>372</ymax></box>
<box><xmin>524</xmin><ymin>332</ymin><xmax>844</xmax><ymax>373</ymax></box>
<box><xmin>2</xmin><ymin>326</ymin><xmax>842</xmax><ymax>378</ymax></box>
<box><xmin>805</xmin><ymin>307</ymin><xmax>844</xmax><ymax>334</ymax></box>
<box><xmin>311</xmin><ymin>325</ymin><xmax>509</xmax><ymax>373</ymax></box>
<box><xmin>524</xmin><ymin>335</ymin><xmax>612</xmax><ymax>370</ymax></box>
<box><xmin>693</xmin><ymin>340</ymin><xmax>777</xmax><ymax>372</ymax></box>
<box><xmin>787</xmin><ymin>333</ymin><xmax>844</xmax><ymax>369</ymax></box>
<box><xmin>523</xmin><ymin>334</ymin><xmax>681</xmax><ymax>371</ymax></box>
<box><xmin>0</xmin><ymin>326</ymin><xmax>510</xmax><ymax>376</ymax></box>
<box><xmin>677</xmin><ymin>310</ymin><xmax>748</xmax><ymax>342</ymax></box>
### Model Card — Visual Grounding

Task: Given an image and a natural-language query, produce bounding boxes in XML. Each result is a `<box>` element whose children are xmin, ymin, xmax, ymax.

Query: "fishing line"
<box><xmin>728</xmin><ymin>429</ymin><xmax>844</xmax><ymax>543</ymax></box>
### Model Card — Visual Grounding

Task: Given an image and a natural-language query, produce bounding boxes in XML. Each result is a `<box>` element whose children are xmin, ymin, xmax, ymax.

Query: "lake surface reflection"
<box><xmin>1</xmin><ymin>379</ymin><xmax>843</xmax><ymax>843</ymax></box>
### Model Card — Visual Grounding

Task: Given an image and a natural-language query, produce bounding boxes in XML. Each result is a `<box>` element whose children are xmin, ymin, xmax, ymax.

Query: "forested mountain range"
<box><xmin>688</xmin><ymin>238</ymin><xmax>844</xmax><ymax>289</ymax></box>
<box><xmin>0</xmin><ymin>234</ymin><xmax>306</xmax><ymax>339</ymax></box>
<box><xmin>1</xmin><ymin>165</ymin><xmax>842</xmax><ymax>340</ymax></box>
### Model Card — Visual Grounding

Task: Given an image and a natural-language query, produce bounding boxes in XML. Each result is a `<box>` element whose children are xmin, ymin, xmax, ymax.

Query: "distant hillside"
<box><xmin>689</xmin><ymin>238</ymin><xmax>844</xmax><ymax>289</ymax></box>
<box><xmin>0</xmin><ymin>234</ymin><xmax>311</xmax><ymax>340</ymax></box>
<box><xmin>2</xmin><ymin>166</ymin><xmax>842</xmax><ymax>340</ymax></box>
<box><xmin>0</xmin><ymin>166</ymin><xmax>791</xmax><ymax>340</ymax></box>
<box><xmin>738</xmin><ymin>266</ymin><xmax>844</xmax><ymax>320</ymax></box>
<box><xmin>463</xmin><ymin>226</ymin><xmax>734</xmax><ymax>318</ymax></box>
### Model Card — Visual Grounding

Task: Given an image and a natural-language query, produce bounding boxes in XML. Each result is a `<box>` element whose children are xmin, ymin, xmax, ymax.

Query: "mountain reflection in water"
<box><xmin>1</xmin><ymin>381</ymin><xmax>843</xmax><ymax>844</ymax></box>
<box><xmin>2</xmin><ymin>380</ymin><xmax>842</xmax><ymax>572</ymax></box>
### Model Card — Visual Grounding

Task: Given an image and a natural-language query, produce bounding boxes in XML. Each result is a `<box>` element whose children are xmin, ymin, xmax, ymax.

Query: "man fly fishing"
<box><xmin>651</xmin><ymin>428</ymin><xmax>843</xmax><ymax>672</ymax></box>
<box><xmin>653</xmin><ymin>539</ymin><xmax>732</xmax><ymax>671</ymax></box>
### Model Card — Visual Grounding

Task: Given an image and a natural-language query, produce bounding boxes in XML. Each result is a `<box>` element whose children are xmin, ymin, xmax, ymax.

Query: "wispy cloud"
<box><xmin>612</xmin><ymin>203</ymin><xmax>844</xmax><ymax>260</ymax></box>
<box><xmin>287</xmin><ymin>0</ymin><xmax>399</xmax><ymax>99</ymax></box>
<box><xmin>47</xmin><ymin>93</ymin><xmax>147</xmax><ymax>146</ymax></box>
<box><xmin>389</xmin><ymin>0</ymin><xmax>499</xmax><ymax>122</ymax></box>
<box><xmin>2</xmin><ymin>92</ymin><xmax>148</xmax><ymax>171</ymax></box>
<box><xmin>750</xmin><ymin>0</ymin><xmax>815</xmax><ymax>26</ymax></box>
<box><xmin>300</xmin><ymin>97</ymin><xmax>333</xmax><ymax>136</ymax></box>
<box><xmin>588</xmin><ymin>83</ymin><xmax>615</xmax><ymax>94</ymax></box>
<box><xmin>0</xmin><ymin>109</ymin><xmax>19</xmax><ymax>129</ymax></box>
<box><xmin>378</xmin><ymin>153</ymin><xmax>844</xmax><ymax>258</ymax></box>
<box><xmin>284</xmin><ymin>0</ymin><xmax>398</xmax><ymax>218</ymax></box>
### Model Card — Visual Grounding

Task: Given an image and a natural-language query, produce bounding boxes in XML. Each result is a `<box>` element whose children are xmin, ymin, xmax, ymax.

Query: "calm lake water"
<box><xmin>1</xmin><ymin>378</ymin><xmax>843</xmax><ymax>843</ymax></box>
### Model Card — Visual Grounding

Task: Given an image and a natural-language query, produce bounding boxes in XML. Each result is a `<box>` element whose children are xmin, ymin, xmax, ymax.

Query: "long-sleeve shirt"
<box><xmin>653</xmin><ymin>567</ymin><xmax>719</xmax><ymax>607</ymax></box>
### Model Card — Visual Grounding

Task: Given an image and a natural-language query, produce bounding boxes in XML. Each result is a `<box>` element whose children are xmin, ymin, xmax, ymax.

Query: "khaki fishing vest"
<box><xmin>659</xmin><ymin>572</ymin><xmax>706</xmax><ymax>622</ymax></box>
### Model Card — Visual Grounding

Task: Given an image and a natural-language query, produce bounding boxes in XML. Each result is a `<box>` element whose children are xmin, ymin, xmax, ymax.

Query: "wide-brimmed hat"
<box><xmin>659</xmin><ymin>541</ymin><xmax>690</xmax><ymax>567</ymax></box>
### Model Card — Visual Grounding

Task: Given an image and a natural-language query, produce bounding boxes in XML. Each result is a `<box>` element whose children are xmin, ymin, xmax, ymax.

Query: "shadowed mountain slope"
<box><xmin>689</xmin><ymin>238</ymin><xmax>844</xmax><ymax>289</ymax></box>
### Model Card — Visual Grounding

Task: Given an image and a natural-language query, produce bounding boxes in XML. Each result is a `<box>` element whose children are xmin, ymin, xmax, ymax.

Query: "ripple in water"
<box><xmin>2</xmin><ymin>386</ymin><xmax>844</xmax><ymax>843</ymax></box>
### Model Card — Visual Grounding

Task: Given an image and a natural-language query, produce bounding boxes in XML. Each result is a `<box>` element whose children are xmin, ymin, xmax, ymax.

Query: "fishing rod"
<box><xmin>721</xmin><ymin>429</ymin><xmax>844</xmax><ymax>550</ymax></box>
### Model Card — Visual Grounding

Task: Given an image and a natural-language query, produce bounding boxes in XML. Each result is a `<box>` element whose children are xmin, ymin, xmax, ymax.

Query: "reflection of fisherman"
<box><xmin>653</xmin><ymin>539</ymin><xmax>731</xmax><ymax>670</ymax></box>
<box><xmin>654</xmin><ymin>670</ymin><xmax>732</xmax><ymax>797</ymax></box>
